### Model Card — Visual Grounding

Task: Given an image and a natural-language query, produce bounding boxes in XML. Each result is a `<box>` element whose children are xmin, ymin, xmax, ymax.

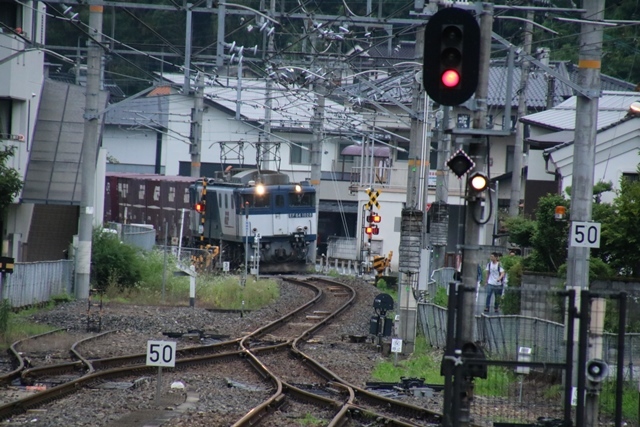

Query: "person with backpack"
<box><xmin>484</xmin><ymin>252</ymin><xmax>506</xmax><ymax>313</ymax></box>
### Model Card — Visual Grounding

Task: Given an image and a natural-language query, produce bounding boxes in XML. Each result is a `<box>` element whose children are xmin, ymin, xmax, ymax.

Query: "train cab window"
<box><xmin>289</xmin><ymin>192</ymin><xmax>314</xmax><ymax>207</ymax></box>
<box><xmin>275</xmin><ymin>195</ymin><xmax>285</xmax><ymax>208</ymax></box>
<box><xmin>225</xmin><ymin>194</ymin><xmax>229</xmax><ymax>209</ymax></box>
<box><xmin>254</xmin><ymin>192</ymin><xmax>270</xmax><ymax>208</ymax></box>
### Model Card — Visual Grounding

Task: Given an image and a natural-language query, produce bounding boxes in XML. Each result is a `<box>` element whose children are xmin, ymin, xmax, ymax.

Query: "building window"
<box><xmin>622</xmin><ymin>172</ymin><xmax>639</xmax><ymax>182</ymax></box>
<box><xmin>0</xmin><ymin>1</ymin><xmax>19</xmax><ymax>29</ymax></box>
<box><xmin>0</xmin><ymin>99</ymin><xmax>12</xmax><ymax>138</ymax></box>
<box><xmin>506</xmin><ymin>146</ymin><xmax>514</xmax><ymax>173</ymax></box>
<box><xmin>338</xmin><ymin>142</ymin><xmax>354</xmax><ymax>164</ymax></box>
<box><xmin>290</xmin><ymin>142</ymin><xmax>311</xmax><ymax>165</ymax></box>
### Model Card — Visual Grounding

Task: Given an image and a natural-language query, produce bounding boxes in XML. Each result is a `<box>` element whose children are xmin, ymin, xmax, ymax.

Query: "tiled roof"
<box><xmin>521</xmin><ymin>91</ymin><xmax>639</xmax><ymax>131</ymax></box>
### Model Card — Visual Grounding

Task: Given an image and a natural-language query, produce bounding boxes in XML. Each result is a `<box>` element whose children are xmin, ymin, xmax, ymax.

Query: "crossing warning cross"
<box><xmin>365</xmin><ymin>188</ymin><xmax>381</xmax><ymax>209</ymax></box>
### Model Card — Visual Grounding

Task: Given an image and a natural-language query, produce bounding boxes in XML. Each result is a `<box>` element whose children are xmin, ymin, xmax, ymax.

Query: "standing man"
<box><xmin>484</xmin><ymin>252</ymin><xmax>505</xmax><ymax>313</ymax></box>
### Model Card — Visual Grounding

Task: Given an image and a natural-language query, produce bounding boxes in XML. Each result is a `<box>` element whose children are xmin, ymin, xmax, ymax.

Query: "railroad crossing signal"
<box><xmin>365</xmin><ymin>188</ymin><xmax>381</xmax><ymax>209</ymax></box>
<box><xmin>447</xmin><ymin>149</ymin><xmax>475</xmax><ymax>179</ymax></box>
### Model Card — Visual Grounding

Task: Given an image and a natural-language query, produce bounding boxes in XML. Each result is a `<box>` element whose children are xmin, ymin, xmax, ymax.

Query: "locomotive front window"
<box><xmin>254</xmin><ymin>192</ymin><xmax>270</xmax><ymax>208</ymax></box>
<box><xmin>276</xmin><ymin>195</ymin><xmax>285</xmax><ymax>208</ymax></box>
<box><xmin>289</xmin><ymin>192</ymin><xmax>314</xmax><ymax>207</ymax></box>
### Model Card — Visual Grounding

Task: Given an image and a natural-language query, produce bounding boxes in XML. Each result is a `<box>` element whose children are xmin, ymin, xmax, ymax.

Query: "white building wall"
<box><xmin>1</xmin><ymin>2</ymin><xmax>47</xmax><ymax>259</ymax></box>
<box><xmin>103</xmin><ymin>126</ymin><xmax>157</xmax><ymax>167</ymax></box>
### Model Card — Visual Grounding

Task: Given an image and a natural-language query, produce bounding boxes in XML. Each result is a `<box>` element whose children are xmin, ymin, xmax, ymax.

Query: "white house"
<box><xmin>522</xmin><ymin>92</ymin><xmax>640</xmax><ymax>205</ymax></box>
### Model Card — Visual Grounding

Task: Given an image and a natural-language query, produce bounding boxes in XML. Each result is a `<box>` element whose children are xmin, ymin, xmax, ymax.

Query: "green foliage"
<box><xmin>500</xmin><ymin>256</ymin><xmax>523</xmax><ymax>315</ymax></box>
<box><xmin>473</xmin><ymin>366</ymin><xmax>514</xmax><ymax>397</ymax></box>
<box><xmin>599</xmin><ymin>380</ymin><xmax>638</xmax><ymax>421</ymax></box>
<box><xmin>198</xmin><ymin>276</ymin><xmax>279</xmax><ymax>310</ymax></box>
<box><xmin>0</xmin><ymin>309</ymin><xmax>57</xmax><ymax>348</ymax></box>
<box><xmin>0</xmin><ymin>300</ymin><xmax>10</xmax><ymax>335</ymax></box>
<box><xmin>91</xmin><ymin>229</ymin><xmax>144</xmax><ymax>291</ymax></box>
<box><xmin>599</xmin><ymin>170</ymin><xmax>640</xmax><ymax>276</ymax></box>
<box><xmin>433</xmin><ymin>286</ymin><xmax>448</xmax><ymax>307</ymax></box>
<box><xmin>0</xmin><ymin>146</ymin><xmax>23</xmax><ymax>216</ymax></box>
<box><xmin>522</xmin><ymin>194</ymin><xmax>570</xmax><ymax>273</ymax></box>
<box><xmin>502</xmin><ymin>216</ymin><xmax>536</xmax><ymax>248</ymax></box>
<box><xmin>371</xmin><ymin>335</ymin><xmax>444</xmax><ymax>384</ymax></box>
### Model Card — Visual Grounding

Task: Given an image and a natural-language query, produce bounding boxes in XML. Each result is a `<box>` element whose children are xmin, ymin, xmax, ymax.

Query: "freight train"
<box><xmin>103</xmin><ymin>170</ymin><xmax>317</xmax><ymax>273</ymax></box>
<box><xmin>189</xmin><ymin>169</ymin><xmax>317</xmax><ymax>273</ymax></box>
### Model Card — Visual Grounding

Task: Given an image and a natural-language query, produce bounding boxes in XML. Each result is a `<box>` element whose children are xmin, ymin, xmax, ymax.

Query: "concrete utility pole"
<box><xmin>459</xmin><ymin>5</ymin><xmax>493</xmax><ymax>427</ymax></box>
<box><xmin>76</xmin><ymin>4</ymin><xmax>104</xmax><ymax>299</ymax></box>
<box><xmin>190</xmin><ymin>72</ymin><xmax>204</xmax><ymax>178</ymax></box>
<box><xmin>310</xmin><ymin>85</ymin><xmax>324</xmax><ymax>265</ymax></box>
<box><xmin>397</xmin><ymin>25</ymin><xmax>425</xmax><ymax>355</ymax></box>
<box><xmin>431</xmin><ymin>106</ymin><xmax>451</xmax><ymax>269</ymax></box>
<box><xmin>567</xmin><ymin>0</ymin><xmax>603</xmax><ymax>424</ymax></box>
<box><xmin>183</xmin><ymin>4</ymin><xmax>193</xmax><ymax>94</ymax></box>
<box><xmin>509</xmin><ymin>9</ymin><xmax>533</xmax><ymax>217</ymax></box>
<box><xmin>261</xmin><ymin>0</ymin><xmax>276</xmax><ymax>171</ymax></box>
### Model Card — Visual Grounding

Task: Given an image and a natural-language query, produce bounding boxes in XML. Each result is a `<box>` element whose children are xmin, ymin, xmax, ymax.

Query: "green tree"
<box><xmin>0</xmin><ymin>146</ymin><xmax>23</xmax><ymax>217</ymax></box>
<box><xmin>523</xmin><ymin>194</ymin><xmax>570</xmax><ymax>273</ymax></box>
<box><xmin>91</xmin><ymin>229</ymin><xmax>144</xmax><ymax>291</ymax></box>
<box><xmin>599</xmin><ymin>168</ymin><xmax>640</xmax><ymax>276</ymax></box>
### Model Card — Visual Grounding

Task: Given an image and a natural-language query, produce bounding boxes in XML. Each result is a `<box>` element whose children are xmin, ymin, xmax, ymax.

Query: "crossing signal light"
<box><xmin>365</xmin><ymin>225</ymin><xmax>374</xmax><ymax>236</ymax></box>
<box><xmin>372</xmin><ymin>225</ymin><xmax>379</xmax><ymax>235</ymax></box>
<box><xmin>423</xmin><ymin>7</ymin><xmax>480</xmax><ymax>106</ymax></box>
<box><xmin>372</xmin><ymin>213</ymin><xmax>381</xmax><ymax>223</ymax></box>
<box><xmin>468</xmin><ymin>172</ymin><xmax>489</xmax><ymax>192</ymax></box>
<box><xmin>195</xmin><ymin>202</ymin><xmax>205</xmax><ymax>213</ymax></box>
<box><xmin>468</xmin><ymin>172</ymin><xmax>489</xmax><ymax>200</ymax></box>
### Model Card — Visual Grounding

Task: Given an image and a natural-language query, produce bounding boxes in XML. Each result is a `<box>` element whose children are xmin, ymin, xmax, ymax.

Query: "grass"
<box><xmin>0</xmin><ymin>303</ymin><xmax>60</xmax><ymax>348</ymax></box>
<box><xmin>372</xmin><ymin>334</ymin><xmax>444</xmax><ymax>384</ymax></box>
<box><xmin>599</xmin><ymin>380</ymin><xmax>639</xmax><ymax>421</ymax></box>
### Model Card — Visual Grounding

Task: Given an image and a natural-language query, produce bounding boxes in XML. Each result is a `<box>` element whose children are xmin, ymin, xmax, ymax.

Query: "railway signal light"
<box><xmin>468</xmin><ymin>171</ymin><xmax>489</xmax><ymax>200</ymax></box>
<box><xmin>371</xmin><ymin>213</ymin><xmax>381</xmax><ymax>223</ymax></box>
<box><xmin>365</xmin><ymin>225</ymin><xmax>374</xmax><ymax>236</ymax></box>
<box><xmin>423</xmin><ymin>7</ymin><xmax>480</xmax><ymax>106</ymax></box>
<box><xmin>195</xmin><ymin>202</ymin><xmax>205</xmax><ymax>213</ymax></box>
<box><xmin>371</xmin><ymin>225</ymin><xmax>379</xmax><ymax>235</ymax></box>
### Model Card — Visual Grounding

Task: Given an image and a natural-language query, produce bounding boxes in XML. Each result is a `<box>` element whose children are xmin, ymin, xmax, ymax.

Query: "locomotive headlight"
<box><xmin>255</xmin><ymin>183</ymin><xmax>265</xmax><ymax>195</ymax></box>
<box><xmin>295</xmin><ymin>184</ymin><xmax>302</xmax><ymax>193</ymax></box>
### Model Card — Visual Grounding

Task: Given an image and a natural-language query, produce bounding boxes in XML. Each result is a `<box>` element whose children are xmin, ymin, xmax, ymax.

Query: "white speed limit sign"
<box><xmin>146</xmin><ymin>340</ymin><xmax>176</xmax><ymax>367</ymax></box>
<box><xmin>570</xmin><ymin>221</ymin><xmax>601</xmax><ymax>248</ymax></box>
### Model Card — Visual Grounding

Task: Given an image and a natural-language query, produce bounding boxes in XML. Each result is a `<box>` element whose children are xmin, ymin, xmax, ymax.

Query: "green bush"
<box><xmin>0</xmin><ymin>300</ymin><xmax>10</xmax><ymax>335</ymax></box>
<box><xmin>91</xmin><ymin>228</ymin><xmax>144</xmax><ymax>291</ymax></box>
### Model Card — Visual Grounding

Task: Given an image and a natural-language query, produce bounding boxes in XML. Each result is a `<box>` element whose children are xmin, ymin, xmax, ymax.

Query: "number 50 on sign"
<box><xmin>570</xmin><ymin>221</ymin><xmax>601</xmax><ymax>248</ymax></box>
<box><xmin>146</xmin><ymin>340</ymin><xmax>176</xmax><ymax>367</ymax></box>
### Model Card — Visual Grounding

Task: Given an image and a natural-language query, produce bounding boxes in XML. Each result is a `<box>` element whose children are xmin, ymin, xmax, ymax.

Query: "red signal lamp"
<box><xmin>365</xmin><ymin>226</ymin><xmax>374</xmax><ymax>235</ymax></box>
<box><xmin>372</xmin><ymin>214</ymin><xmax>381</xmax><ymax>223</ymax></box>
<box><xmin>441</xmin><ymin>69</ymin><xmax>460</xmax><ymax>88</ymax></box>
<box><xmin>195</xmin><ymin>202</ymin><xmax>205</xmax><ymax>213</ymax></box>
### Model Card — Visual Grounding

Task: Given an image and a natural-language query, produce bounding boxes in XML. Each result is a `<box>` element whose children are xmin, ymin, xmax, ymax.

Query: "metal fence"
<box><xmin>1</xmin><ymin>260</ymin><xmax>74</xmax><ymax>308</ymax></box>
<box><xmin>121</xmin><ymin>224</ymin><xmax>156</xmax><ymax>251</ymax></box>
<box><xmin>419</xmin><ymin>287</ymin><xmax>640</xmax><ymax>375</ymax></box>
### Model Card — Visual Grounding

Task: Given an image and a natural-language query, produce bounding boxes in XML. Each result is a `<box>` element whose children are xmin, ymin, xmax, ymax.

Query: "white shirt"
<box><xmin>486</xmin><ymin>261</ymin><xmax>504</xmax><ymax>286</ymax></box>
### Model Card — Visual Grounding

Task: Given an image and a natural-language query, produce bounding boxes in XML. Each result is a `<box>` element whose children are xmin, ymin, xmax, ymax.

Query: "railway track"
<box><xmin>0</xmin><ymin>276</ymin><xmax>447</xmax><ymax>426</ymax></box>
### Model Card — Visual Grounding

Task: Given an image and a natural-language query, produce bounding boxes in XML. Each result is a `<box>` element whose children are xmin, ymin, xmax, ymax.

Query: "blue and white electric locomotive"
<box><xmin>189</xmin><ymin>169</ymin><xmax>317</xmax><ymax>273</ymax></box>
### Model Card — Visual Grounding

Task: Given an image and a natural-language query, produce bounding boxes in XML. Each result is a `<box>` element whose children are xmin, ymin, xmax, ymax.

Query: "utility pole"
<box><xmin>190</xmin><ymin>72</ymin><xmax>204</xmax><ymax>178</ymax></box>
<box><xmin>431</xmin><ymin>106</ymin><xmax>451</xmax><ymax>269</ymax></box>
<box><xmin>509</xmin><ymin>9</ymin><xmax>533</xmax><ymax>217</ymax></box>
<box><xmin>183</xmin><ymin>4</ymin><xmax>193</xmax><ymax>93</ymax></box>
<box><xmin>76</xmin><ymin>4</ymin><xmax>104</xmax><ymax>299</ymax></box>
<box><xmin>567</xmin><ymin>0</ymin><xmax>603</xmax><ymax>424</ymax></box>
<box><xmin>459</xmin><ymin>5</ymin><xmax>493</xmax><ymax>427</ymax></box>
<box><xmin>310</xmin><ymin>85</ymin><xmax>324</xmax><ymax>265</ymax></box>
<box><xmin>397</xmin><ymin>24</ymin><xmax>425</xmax><ymax>355</ymax></box>
<box><xmin>261</xmin><ymin>0</ymin><xmax>276</xmax><ymax>171</ymax></box>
